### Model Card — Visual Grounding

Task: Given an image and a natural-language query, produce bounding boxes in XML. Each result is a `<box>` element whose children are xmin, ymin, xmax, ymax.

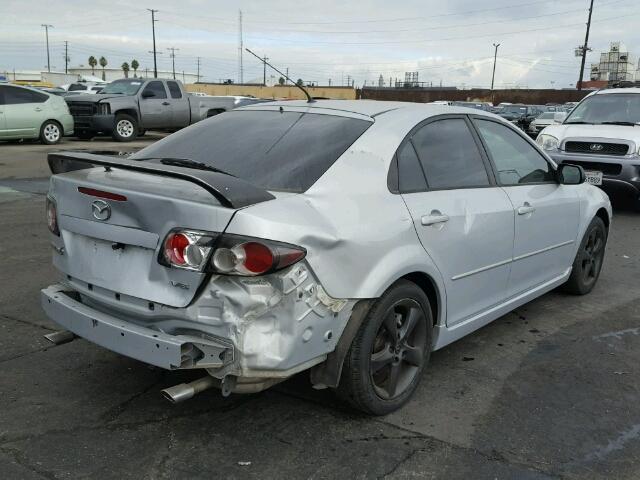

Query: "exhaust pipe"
<box><xmin>161</xmin><ymin>375</ymin><xmax>217</xmax><ymax>404</ymax></box>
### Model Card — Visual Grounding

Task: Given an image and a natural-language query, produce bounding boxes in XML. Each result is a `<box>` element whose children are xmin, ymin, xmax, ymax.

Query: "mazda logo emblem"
<box><xmin>590</xmin><ymin>144</ymin><xmax>604</xmax><ymax>151</ymax></box>
<box><xmin>91</xmin><ymin>200</ymin><xmax>111</xmax><ymax>221</ymax></box>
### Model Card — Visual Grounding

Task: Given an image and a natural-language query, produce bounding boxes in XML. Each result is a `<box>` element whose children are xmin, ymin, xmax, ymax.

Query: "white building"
<box><xmin>590</xmin><ymin>42</ymin><xmax>640</xmax><ymax>82</ymax></box>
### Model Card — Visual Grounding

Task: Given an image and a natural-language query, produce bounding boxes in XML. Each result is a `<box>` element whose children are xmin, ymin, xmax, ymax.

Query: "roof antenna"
<box><xmin>245</xmin><ymin>47</ymin><xmax>315</xmax><ymax>103</ymax></box>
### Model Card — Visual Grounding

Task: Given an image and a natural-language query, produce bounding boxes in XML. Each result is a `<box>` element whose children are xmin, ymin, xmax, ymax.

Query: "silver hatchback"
<box><xmin>42</xmin><ymin>100</ymin><xmax>611</xmax><ymax>414</ymax></box>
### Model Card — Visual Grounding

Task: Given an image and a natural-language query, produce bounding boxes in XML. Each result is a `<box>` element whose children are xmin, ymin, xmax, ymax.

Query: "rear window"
<box><xmin>133</xmin><ymin>110</ymin><xmax>372</xmax><ymax>192</ymax></box>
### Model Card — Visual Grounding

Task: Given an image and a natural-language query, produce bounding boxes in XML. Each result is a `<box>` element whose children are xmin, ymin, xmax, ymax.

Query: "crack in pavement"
<box><xmin>0</xmin><ymin>445</ymin><xmax>57</xmax><ymax>480</ymax></box>
<box><xmin>0</xmin><ymin>314</ymin><xmax>56</xmax><ymax>332</ymax></box>
<box><xmin>378</xmin><ymin>447</ymin><xmax>422</xmax><ymax>479</ymax></box>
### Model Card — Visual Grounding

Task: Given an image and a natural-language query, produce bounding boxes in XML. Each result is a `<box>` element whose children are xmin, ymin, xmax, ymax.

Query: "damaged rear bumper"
<box><xmin>41</xmin><ymin>284</ymin><xmax>233</xmax><ymax>370</ymax></box>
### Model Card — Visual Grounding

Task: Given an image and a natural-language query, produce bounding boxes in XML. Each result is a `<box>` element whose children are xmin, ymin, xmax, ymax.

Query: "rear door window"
<box><xmin>411</xmin><ymin>118</ymin><xmax>490</xmax><ymax>189</ymax></box>
<box><xmin>3</xmin><ymin>86</ymin><xmax>48</xmax><ymax>104</ymax></box>
<box><xmin>397</xmin><ymin>142</ymin><xmax>427</xmax><ymax>192</ymax></box>
<box><xmin>134</xmin><ymin>110</ymin><xmax>372</xmax><ymax>192</ymax></box>
<box><xmin>167</xmin><ymin>81</ymin><xmax>182</xmax><ymax>99</ymax></box>
<box><xmin>143</xmin><ymin>81</ymin><xmax>167</xmax><ymax>99</ymax></box>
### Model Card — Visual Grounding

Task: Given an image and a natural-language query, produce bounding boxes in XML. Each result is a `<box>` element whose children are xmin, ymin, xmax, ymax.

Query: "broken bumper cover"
<box><xmin>41</xmin><ymin>284</ymin><xmax>233</xmax><ymax>370</ymax></box>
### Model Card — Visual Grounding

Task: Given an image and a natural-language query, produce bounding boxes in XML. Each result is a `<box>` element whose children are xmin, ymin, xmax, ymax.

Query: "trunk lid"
<box><xmin>50</xmin><ymin>167</ymin><xmax>237</xmax><ymax>307</ymax></box>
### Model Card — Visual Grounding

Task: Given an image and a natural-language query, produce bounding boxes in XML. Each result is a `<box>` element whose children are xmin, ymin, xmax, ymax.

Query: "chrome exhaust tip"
<box><xmin>161</xmin><ymin>376</ymin><xmax>217</xmax><ymax>404</ymax></box>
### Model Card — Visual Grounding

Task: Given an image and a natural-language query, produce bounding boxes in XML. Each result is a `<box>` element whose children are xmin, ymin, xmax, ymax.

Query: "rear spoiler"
<box><xmin>48</xmin><ymin>152</ymin><xmax>275</xmax><ymax>209</ymax></box>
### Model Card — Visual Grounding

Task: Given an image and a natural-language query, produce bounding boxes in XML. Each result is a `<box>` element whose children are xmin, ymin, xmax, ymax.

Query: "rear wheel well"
<box><xmin>595</xmin><ymin>207</ymin><xmax>610</xmax><ymax>231</ymax></box>
<box><xmin>401</xmin><ymin>272</ymin><xmax>439</xmax><ymax>326</ymax></box>
<box><xmin>206</xmin><ymin>108</ymin><xmax>226</xmax><ymax>118</ymax></box>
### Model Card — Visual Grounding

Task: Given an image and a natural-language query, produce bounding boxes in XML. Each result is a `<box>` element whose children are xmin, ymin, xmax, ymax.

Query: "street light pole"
<box><xmin>577</xmin><ymin>0</ymin><xmax>594</xmax><ymax>91</ymax></box>
<box><xmin>41</xmin><ymin>24</ymin><xmax>53</xmax><ymax>73</ymax></box>
<box><xmin>490</xmin><ymin>43</ymin><xmax>500</xmax><ymax>105</ymax></box>
<box><xmin>147</xmin><ymin>9</ymin><xmax>159</xmax><ymax>78</ymax></box>
<box><xmin>167</xmin><ymin>47</ymin><xmax>179</xmax><ymax>79</ymax></box>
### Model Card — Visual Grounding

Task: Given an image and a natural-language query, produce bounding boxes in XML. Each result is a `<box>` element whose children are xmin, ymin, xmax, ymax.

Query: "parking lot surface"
<box><xmin>0</xmin><ymin>138</ymin><xmax>639</xmax><ymax>479</ymax></box>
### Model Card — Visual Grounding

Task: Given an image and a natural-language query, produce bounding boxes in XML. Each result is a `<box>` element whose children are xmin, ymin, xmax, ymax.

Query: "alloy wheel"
<box><xmin>581</xmin><ymin>226</ymin><xmax>605</xmax><ymax>284</ymax></box>
<box><xmin>370</xmin><ymin>298</ymin><xmax>427</xmax><ymax>400</ymax></box>
<box><xmin>44</xmin><ymin>123</ymin><xmax>60</xmax><ymax>142</ymax></box>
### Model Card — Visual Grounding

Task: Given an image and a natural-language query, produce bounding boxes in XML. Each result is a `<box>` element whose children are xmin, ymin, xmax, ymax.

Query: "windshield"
<box><xmin>565</xmin><ymin>93</ymin><xmax>640</xmax><ymax>124</ymax></box>
<box><xmin>538</xmin><ymin>112</ymin><xmax>555</xmax><ymax>119</ymax></box>
<box><xmin>132</xmin><ymin>110</ymin><xmax>372</xmax><ymax>192</ymax></box>
<box><xmin>100</xmin><ymin>80</ymin><xmax>144</xmax><ymax>95</ymax></box>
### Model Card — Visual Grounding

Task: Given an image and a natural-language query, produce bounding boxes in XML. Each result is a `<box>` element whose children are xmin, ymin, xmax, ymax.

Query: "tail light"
<box><xmin>160</xmin><ymin>230</ymin><xmax>306</xmax><ymax>275</ymax></box>
<box><xmin>46</xmin><ymin>197</ymin><xmax>59</xmax><ymax>236</ymax></box>
<box><xmin>161</xmin><ymin>230</ymin><xmax>216</xmax><ymax>271</ymax></box>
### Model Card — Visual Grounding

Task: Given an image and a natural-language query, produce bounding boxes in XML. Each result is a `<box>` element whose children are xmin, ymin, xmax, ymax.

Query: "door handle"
<box><xmin>34</xmin><ymin>107</ymin><xmax>42</xmax><ymax>112</ymax></box>
<box><xmin>517</xmin><ymin>202</ymin><xmax>536</xmax><ymax>215</ymax></box>
<box><xmin>162</xmin><ymin>102</ymin><xmax>171</xmax><ymax>106</ymax></box>
<box><xmin>421</xmin><ymin>211</ymin><xmax>450</xmax><ymax>226</ymax></box>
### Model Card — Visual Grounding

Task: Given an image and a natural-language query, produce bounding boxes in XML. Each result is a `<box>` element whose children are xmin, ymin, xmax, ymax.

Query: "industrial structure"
<box><xmin>590</xmin><ymin>42</ymin><xmax>640</xmax><ymax>83</ymax></box>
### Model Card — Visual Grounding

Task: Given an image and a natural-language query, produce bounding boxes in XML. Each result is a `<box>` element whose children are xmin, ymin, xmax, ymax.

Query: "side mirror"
<box><xmin>141</xmin><ymin>90</ymin><xmax>155</xmax><ymax>98</ymax></box>
<box><xmin>554</xmin><ymin>112</ymin><xmax>567</xmax><ymax>124</ymax></box>
<box><xmin>557</xmin><ymin>163</ymin><xmax>585</xmax><ymax>185</ymax></box>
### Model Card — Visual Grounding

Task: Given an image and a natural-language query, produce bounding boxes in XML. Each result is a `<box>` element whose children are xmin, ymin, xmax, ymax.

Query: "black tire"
<box><xmin>336</xmin><ymin>280</ymin><xmax>433</xmax><ymax>415</ymax></box>
<box><xmin>40</xmin><ymin>120</ymin><xmax>63</xmax><ymax>145</ymax></box>
<box><xmin>112</xmin><ymin>114</ymin><xmax>138</xmax><ymax>142</ymax></box>
<box><xmin>138</xmin><ymin>129</ymin><xmax>146</xmax><ymax>137</ymax></box>
<box><xmin>76</xmin><ymin>130</ymin><xmax>94</xmax><ymax>140</ymax></box>
<box><xmin>562</xmin><ymin>216</ymin><xmax>607</xmax><ymax>295</ymax></box>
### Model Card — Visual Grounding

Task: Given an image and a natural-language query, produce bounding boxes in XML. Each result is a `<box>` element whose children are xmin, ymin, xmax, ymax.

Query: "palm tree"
<box><xmin>88</xmin><ymin>56</ymin><xmax>97</xmax><ymax>75</ymax></box>
<box><xmin>99</xmin><ymin>56</ymin><xmax>107</xmax><ymax>81</ymax></box>
<box><xmin>131</xmin><ymin>59</ymin><xmax>139</xmax><ymax>78</ymax></box>
<box><xmin>296</xmin><ymin>78</ymin><xmax>303</xmax><ymax>86</ymax></box>
<box><xmin>121</xmin><ymin>62</ymin><xmax>130</xmax><ymax>78</ymax></box>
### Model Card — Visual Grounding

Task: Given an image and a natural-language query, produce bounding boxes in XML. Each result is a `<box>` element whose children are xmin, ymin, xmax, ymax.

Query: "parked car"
<box><xmin>42</xmin><ymin>101</ymin><xmax>610</xmax><ymax>414</ymax></box>
<box><xmin>62</xmin><ymin>82</ymin><xmax>106</xmax><ymax>94</ymax></box>
<box><xmin>498</xmin><ymin>104</ymin><xmax>544</xmax><ymax>131</ymax></box>
<box><xmin>0</xmin><ymin>83</ymin><xmax>73</xmax><ymax>144</ymax></box>
<box><xmin>528</xmin><ymin>111</ymin><xmax>557</xmax><ymax>137</ymax></box>
<box><xmin>538</xmin><ymin>87</ymin><xmax>640</xmax><ymax>209</ymax></box>
<box><xmin>451</xmin><ymin>101</ymin><xmax>492</xmax><ymax>112</ymax></box>
<box><xmin>64</xmin><ymin>78</ymin><xmax>269</xmax><ymax>141</ymax></box>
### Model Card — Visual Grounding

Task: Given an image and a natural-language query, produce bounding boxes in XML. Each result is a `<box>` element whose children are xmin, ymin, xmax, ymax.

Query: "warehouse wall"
<box><xmin>360</xmin><ymin>88</ymin><xmax>592</xmax><ymax>105</ymax></box>
<box><xmin>186</xmin><ymin>83</ymin><xmax>357</xmax><ymax>100</ymax></box>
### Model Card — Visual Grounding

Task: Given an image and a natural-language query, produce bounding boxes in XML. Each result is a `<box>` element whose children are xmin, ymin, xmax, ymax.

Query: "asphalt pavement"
<box><xmin>0</xmin><ymin>136</ymin><xmax>639</xmax><ymax>479</ymax></box>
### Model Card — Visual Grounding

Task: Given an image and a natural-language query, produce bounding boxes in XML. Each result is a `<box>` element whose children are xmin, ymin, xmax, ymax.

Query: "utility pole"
<box><xmin>147</xmin><ymin>9</ymin><xmax>159</xmax><ymax>78</ymax></box>
<box><xmin>41</xmin><ymin>24</ymin><xmax>53</xmax><ymax>73</ymax></box>
<box><xmin>577</xmin><ymin>0</ymin><xmax>594</xmax><ymax>91</ymax></box>
<box><xmin>238</xmin><ymin>10</ymin><xmax>243</xmax><ymax>84</ymax></box>
<box><xmin>63</xmin><ymin>40</ymin><xmax>69</xmax><ymax>74</ymax></box>
<box><xmin>262</xmin><ymin>55</ymin><xmax>268</xmax><ymax>86</ymax></box>
<box><xmin>196</xmin><ymin>57</ymin><xmax>201</xmax><ymax>82</ymax></box>
<box><xmin>167</xmin><ymin>47</ymin><xmax>179</xmax><ymax>79</ymax></box>
<box><xmin>490</xmin><ymin>43</ymin><xmax>500</xmax><ymax>104</ymax></box>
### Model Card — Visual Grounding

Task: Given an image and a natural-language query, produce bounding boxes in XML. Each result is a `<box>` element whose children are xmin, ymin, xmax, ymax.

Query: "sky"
<box><xmin>1</xmin><ymin>0</ymin><xmax>639</xmax><ymax>88</ymax></box>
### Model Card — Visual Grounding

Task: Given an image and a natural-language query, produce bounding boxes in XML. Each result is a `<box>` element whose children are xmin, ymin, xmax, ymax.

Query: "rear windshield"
<box><xmin>133</xmin><ymin>110</ymin><xmax>372</xmax><ymax>192</ymax></box>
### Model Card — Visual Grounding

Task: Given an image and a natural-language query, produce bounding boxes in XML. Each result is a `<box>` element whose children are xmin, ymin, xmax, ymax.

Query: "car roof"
<box><xmin>240</xmin><ymin>99</ymin><xmax>497</xmax><ymax>120</ymax></box>
<box><xmin>594</xmin><ymin>87</ymin><xmax>640</xmax><ymax>95</ymax></box>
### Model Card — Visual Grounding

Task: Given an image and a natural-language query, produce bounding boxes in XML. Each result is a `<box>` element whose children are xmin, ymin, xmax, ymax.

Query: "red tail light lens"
<box><xmin>46</xmin><ymin>197</ymin><xmax>60</xmax><ymax>236</ymax></box>
<box><xmin>210</xmin><ymin>234</ymin><xmax>306</xmax><ymax>276</ymax></box>
<box><xmin>161</xmin><ymin>230</ymin><xmax>216</xmax><ymax>271</ymax></box>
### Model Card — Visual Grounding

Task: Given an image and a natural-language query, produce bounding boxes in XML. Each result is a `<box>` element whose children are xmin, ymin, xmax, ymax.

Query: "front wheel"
<box><xmin>562</xmin><ymin>216</ymin><xmax>607</xmax><ymax>295</ymax></box>
<box><xmin>112</xmin><ymin>114</ymin><xmax>138</xmax><ymax>142</ymax></box>
<box><xmin>336</xmin><ymin>280</ymin><xmax>432</xmax><ymax>415</ymax></box>
<box><xmin>40</xmin><ymin>120</ymin><xmax>62</xmax><ymax>145</ymax></box>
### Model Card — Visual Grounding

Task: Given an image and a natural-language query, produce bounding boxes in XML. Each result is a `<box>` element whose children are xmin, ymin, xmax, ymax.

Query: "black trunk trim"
<box><xmin>47</xmin><ymin>152</ymin><xmax>275</xmax><ymax>209</ymax></box>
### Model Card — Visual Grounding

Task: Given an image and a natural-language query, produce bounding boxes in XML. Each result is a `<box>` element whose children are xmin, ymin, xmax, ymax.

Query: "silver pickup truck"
<box><xmin>65</xmin><ymin>78</ymin><xmax>268</xmax><ymax>141</ymax></box>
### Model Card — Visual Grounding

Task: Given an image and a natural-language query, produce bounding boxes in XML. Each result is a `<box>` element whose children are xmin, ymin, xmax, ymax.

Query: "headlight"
<box><xmin>536</xmin><ymin>134</ymin><xmax>559</xmax><ymax>151</ymax></box>
<box><xmin>97</xmin><ymin>103</ymin><xmax>110</xmax><ymax>115</ymax></box>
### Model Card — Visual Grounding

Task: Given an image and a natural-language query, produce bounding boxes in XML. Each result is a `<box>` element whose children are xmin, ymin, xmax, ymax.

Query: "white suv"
<box><xmin>537</xmin><ymin>87</ymin><xmax>640</xmax><ymax>209</ymax></box>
